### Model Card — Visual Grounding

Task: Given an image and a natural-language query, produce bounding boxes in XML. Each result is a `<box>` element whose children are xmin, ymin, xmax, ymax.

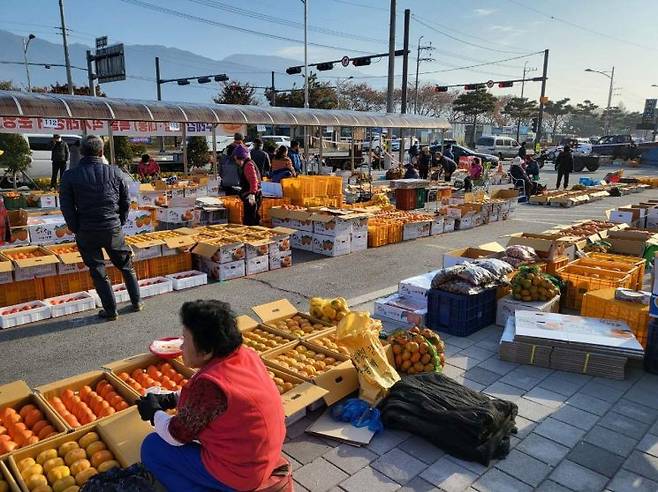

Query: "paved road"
<box><xmin>0</xmin><ymin>166</ymin><xmax>655</xmax><ymax>386</ymax></box>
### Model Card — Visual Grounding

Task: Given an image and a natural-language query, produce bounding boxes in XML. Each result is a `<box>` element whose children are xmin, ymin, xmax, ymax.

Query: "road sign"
<box><xmin>256</xmin><ymin>125</ymin><xmax>267</xmax><ymax>132</ymax></box>
<box><xmin>642</xmin><ymin>99</ymin><xmax>657</xmax><ymax>122</ymax></box>
<box><xmin>486</xmin><ymin>80</ymin><xmax>494</xmax><ymax>88</ymax></box>
<box><xmin>94</xmin><ymin>44</ymin><xmax>125</xmax><ymax>83</ymax></box>
<box><xmin>95</xmin><ymin>36</ymin><xmax>107</xmax><ymax>50</ymax></box>
<box><xmin>341</xmin><ymin>56</ymin><xmax>350</xmax><ymax>67</ymax></box>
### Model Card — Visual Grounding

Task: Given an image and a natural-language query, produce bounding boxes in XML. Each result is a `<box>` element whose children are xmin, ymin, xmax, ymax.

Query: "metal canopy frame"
<box><xmin>0</xmin><ymin>90</ymin><xmax>450</xmax><ymax>130</ymax></box>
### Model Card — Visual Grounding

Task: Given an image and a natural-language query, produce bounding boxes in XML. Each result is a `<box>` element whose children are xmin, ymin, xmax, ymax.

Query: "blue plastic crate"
<box><xmin>426</xmin><ymin>288</ymin><xmax>497</xmax><ymax>337</ymax></box>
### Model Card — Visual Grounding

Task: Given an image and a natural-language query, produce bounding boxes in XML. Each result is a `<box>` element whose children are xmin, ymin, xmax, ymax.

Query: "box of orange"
<box><xmin>102</xmin><ymin>354</ymin><xmax>195</xmax><ymax>397</ymax></box>
<box><xmin>0</xmin><ymin>381</ymin><xmax>68</xmax><ymax>460</ymax></box>
<box><xmin>7</xmin><ymin>410</ymin><xmax>152</xmax><ymax>492</ymax></box>
<box><xmin>36</xmin><ymin>371</ymin><xmax>137</xmax><ymax>431</ymax></box>
<box><xmin>0</xmin><ymin>247</ymin><xmax>58</xmax><ymax>281</ymax></box>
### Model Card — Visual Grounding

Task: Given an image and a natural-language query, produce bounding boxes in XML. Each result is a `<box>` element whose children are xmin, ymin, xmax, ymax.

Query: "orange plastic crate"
<box><xmin>395</xmin><ymin>189</ymin><xmax>417</xmax><ymax>210</ymax></box>
<box><xmin>107</xmin><ymin>259</ymin><xmax>150</xmax><ymax>284</ymax></box>
<box><xmin>367</xmin><ymin>224</ymin><xmax>389</xmax><ymax>248</ymax></box>
<box><xmin>43</xmin><ymin>271</ymin><xmax>95</xmax><ymax>298</ymax></box>
<box><xmin>545</xmin><ymin>255</ymin><xmax>570</xmax><ymax>275</ymax></box>
<box><xmin>557</xmin><ymin>264</ymin><xmax>633</xmax><ymax>310</ymax></box>
<box><xmin>0</xmin><ymin>278</ymin><xmax>45</xmax><ymax>307</ymax></box>
<box><xmin>585</xmin><ymin>253</ymin><xmax>645</xmax><ymax>290</ymax></box>
<box><xmin>147</xmin><ymin>253</ymin><xmax>193</xmax><ymax>277</ymax></box>
<box><xmin>222</xmin><ymin>196</ymin><xmax>244</xmax><ymax>224</ymax></box>
<box><xmin>581</xmin><ymin>288</ymin><xmax>650</xmax><ymax>348</ymax></box>
<box><xmin>260</xmin><ymin>197</ymin><xmax>291</xmax><ymax>226</ymax></box>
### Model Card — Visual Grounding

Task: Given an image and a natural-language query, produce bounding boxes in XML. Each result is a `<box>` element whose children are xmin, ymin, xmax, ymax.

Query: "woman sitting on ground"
<box><xmin>269</xmin><ymin>145</ymin><xmax>297</xmax><ymax>183</ymax></box>
<box><xmin>139</xmin><ymin>300</ymin><xmax>286</xmax><ymax>491</ymax></box>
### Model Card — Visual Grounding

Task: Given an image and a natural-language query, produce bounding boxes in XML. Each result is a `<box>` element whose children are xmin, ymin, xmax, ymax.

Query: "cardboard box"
<box><xmin>0</xmin><ymin>460</ymin><xmax>20</xmax><ymax>492</ymax></box>
<box><xmin>252</xmin><ymin>298</ymin><xmax>334</xmax><ymax>339</ymax></box>
<box><xmin>125</xmin><ymin>236</ymin><xmax>163</xmax><ymax>261</ymax></box>
<box><xmin>36</xmin><ymin>371</ymin><xmax>138</xmax><ymax>430</ymax></box>
<box><xmin>313</xmin><ymin>214</ymin><xmax>352</xmax><ymax>237</ymax></box>
<box><xmin>270</xmin><ymin>207</ymin><xmax>314</xmax><ymax>232</ymax></box>
<box><xmin>245</xmin><ymin>239</ymin><xmax>273</xmax><ymax>260</ymax></box>
<box><xmin>267</xmin><ymin>227</ymin><xmax>294</xmax><ymax>256</ymax></box>
<box><xmin>268</xmin><ymin>366</ymin><xmax>328</xmax><ymax>425</ymax></box>
<box><xmin>291</xmin><ymin>230</ymin><xmax>313</xmax><ymax>251</ymax></box>
<box><xmin>496</xmin><ymin>294</ymin><xmax>561</xmax><ymax>327</ymax></box>
<box><xmin>402</xmin><ymin>221</ymin><xmax>431</xmax><ymax>241</ymax></box>
<box><xmin>442</xmin><ymin>247</ymin><xmax>498</xmax><ymax>268</ymax></box>
<box><xmin>166</xmin><ymin>270</ymin><xmax>208</xmax><ymax>290</ymax></box>
<box><xmin>430</xmin><ymin>215</ymin><xmax>444</xmax><ymax>235</ymax></box>
<box><xmin>123</xmin><ymin>209</ymin><xmax>155</xmax><ymax>235</ymax></box>
<box><xmin>196</xmin><ymin>257</ymin><xmax>244</xmax><ymax>281</ymax></box>
<box><xmin>398</xmin><ymin>270</ymin><xmax>439</xmax><ymax>303</ymax></box>
<box><xmin>312</xmin><ymin>233</ymin><xmax>351</xmax><ymax>257</ymax></box>
<box><xmin>246</xmin><ymin>255</ymin><xmax>269</xmax><ymax>275</ymax></box>
<box><xmin>607</xmin><ymin>229</ymin><xmax>657</xmax><ymax>256</ymax></box>
<box><xmin>263</xmin><ymin>341</ymin><xmax>358</xmax><ymax>406</ymax></box>
<box><xmin>0</xmin><ymin>246</ymin><xmax>59</xmax><ymax>281</ymax></box>
<box><xmin>0</xmin><ymin>380</ymin><xmax>67</xmax><ymax>459</ymax></box>
<box><xmin>192</xmin><ymin>238</ymin><xmax>245</xmax><ymax>264</ymax></box>
<box><xmin>0</xmin><ymin>255</ymin><xmax>13</xmax><ymax>284</ymax></box>
<box><xmin>351</xmin><ymin>232</ymin><xmax>368</xmax><ymax>252</ymax></box>
<box><xmin>0</xmin><ymin>227</ymin><xmax>30</xmax><ymax>249</ymax></box>
<box><xmin>157</xmin><ymin>206</ymin><xmax>198</xmax><ymax>225</ymax></box>
<box><xmin>45</xmin><ymin>242</ymin><xmax>93</xmax><ymax>274</ymax></box>
<box><xmin>27</xmin><ymin>192</ymin><xmax>58</xmax><ymax>209</ymax></box>
<box><xmin>26</xmin><ymin>215</ymin><xmax>74</xmax><ymax>245</ymax></box>
<box><xmin>137</xmin><ymin>190</ymin><xmax>168</xmax><ymax>207</ymax></box>
<box><xmin>443</xmin><ymin>217</ymin><xmax>455</xmax><ymax>233</ymax></box>
<box><xmin>506</xmin><ymin>233</ymin><xmax>576</xmax><ymax>260</ymax></box>
<box><xmin>7</xmin><ymin>210</ymin><xmax>28</xmax><ymax>227</ymax></box>
<box><xmin>374</xmin><ymin>294</ymin><xmax>426</xmax><ymax>326</ymax></box>
<box><xmin>269</xmin><ymin>250</ymin><xmax>292</xmax><ymax>270</ymax></box>
<box><xmin>608</xmin><ymin>207</ymin><xmax>642</xmax><ymax>226</ymax></box>
<box><xmin>455</xmin><ymin>215</ymin><xmax>474</xmax><ymax>230</ymax></box>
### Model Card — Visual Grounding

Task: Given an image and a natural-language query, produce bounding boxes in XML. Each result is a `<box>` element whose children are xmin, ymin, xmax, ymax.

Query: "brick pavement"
<box><xmin>286</xmin><ymin>323</ymin><xmax>658</xmax><ymax>492</ymax></box>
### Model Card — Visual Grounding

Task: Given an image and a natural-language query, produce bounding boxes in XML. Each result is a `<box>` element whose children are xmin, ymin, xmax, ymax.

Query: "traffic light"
<box><xmin>531</xmin><ymin>117</ymin><xmax>538</xmax><ymax>132</ymax></box>
<box><xmin>316</xmin><ymin>62</ymin><xmax>334</xmax><ymax>71</ymax></box>
<box><xmin>464</xmin><ymin>84</ymin><xmax>485</xmax><ymax>91</ymax></box>
<box><xmin>286</xmin><ymin>66</ymin><xmax>302</xmax><ymax>75</ymax></box>
<box><xmin>435</xmin><ymin>86</ymin><xmax>449</xmax><ymax>92</ymax></box>
<box><xmin>498</xmin><ymin>81</ymin><xmax>514</xmax><ymax>88</ymax></box>
<box><xmin>214</xmin><ymin>74</ymin><xmax>229</xmax><ymax>82</ymax></box>
<box><xmin>352</xmin><ymin>57</ymin><xmax>372</xmax><ymax>67</ymax></box>
<box><xmin>177</xmin><ymin>79</ymin><xmax>190</xmax><ymax>85</ymax></box>
<box><xmin>197</xmin><ymin>76</ymin><xmax>211</xmax><ymax>84</ymax></box>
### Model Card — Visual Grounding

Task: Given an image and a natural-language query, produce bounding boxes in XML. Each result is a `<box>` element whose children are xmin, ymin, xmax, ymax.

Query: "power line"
<box><xmin>411</xmin><ymin>15</ymin><xmax>527</xmax><ymax>55</ymax></box>
<box><xmin>118</xmin><ymin>0</ymin><xmax>371</xmax><ymax>54</ymax></box>
<box><xmin>327</xmin><ymin>0</ymin><xmax>388</xmax><ymax>11</ymax></box>
<box><xmin>185</xmin><ymin>0</ymin><xmax>387</xmax><ymax>45</ymax></box>
<box><xmin>505</xmin><ymin>0</ymin><xmax>658</xmax><ymax>52</ymax></box>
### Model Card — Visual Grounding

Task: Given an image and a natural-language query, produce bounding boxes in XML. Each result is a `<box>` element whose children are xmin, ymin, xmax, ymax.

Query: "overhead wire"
<box><xmin>117</xmin><ymin>0</ymin><xmax>372</xmax><ymax>54</ymax></box>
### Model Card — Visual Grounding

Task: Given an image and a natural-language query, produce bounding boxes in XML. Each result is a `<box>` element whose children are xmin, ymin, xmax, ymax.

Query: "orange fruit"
<box><xmin>64</xmin><ymin>414</ymin><xmax>80</xmax><ymax>428</ymax></box>
<box><xmin>90</xmin><ymin>450</ymin><xmax>113</xmax><ymax>468</ymax></box>
<box><xmin>117</xmin><ymin>372</ymin><xmax>129</xmax><ymax>381</ymax></box>
<box><xmin>61</xmin><ymin>389</ymin><xmax>75</xmax><ymax>404</ymax></box>
<box><xmin>79</xmin><ymin>386</ymin><xmax>92</xmax><ymax>402</ymax></box>
<box><xmin>25</xmin><ymin>409</ymin><xmax>43</xmax><ymax>428</ymax></box>
<box><xmin>31</xmin><ymin>420</ymin><xmax>49</xmax><ymax>435</ymax></box>
<box><xmin>37</xmin><ymin>425</ymin><xmax>55</xmax><ymax>440</ymax></box>
<box><xmin>114</xmin><ymin>401</ymin><xmax>128</xmax><ymax>411</ymax></box>
<box><xmin>25</xmin><ymin>435</ymin><xmax>39</xmax><ymax>446</ymax></box>
<box><xmin>99</xmin><ymin>407</ymin><xmax>115</xmax><ymax>418</ymax></box>
<box><xmin>19</xmin><ymin>404</ymin><xmax>36</xmax><ymax>420</ymax></box>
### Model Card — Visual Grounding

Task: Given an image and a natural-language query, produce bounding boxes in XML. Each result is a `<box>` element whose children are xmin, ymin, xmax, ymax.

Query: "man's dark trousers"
<box><xmin>76</xmin><ymin>227</ymin><xmax>140</xmax><ymax>315</ymax></box>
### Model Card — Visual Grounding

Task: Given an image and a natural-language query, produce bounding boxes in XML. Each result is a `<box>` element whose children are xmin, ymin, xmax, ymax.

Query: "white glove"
<box><xmin>247</xmin><ymin>194</ymin><xmax>256</xmax><ymax>206</ymax></box>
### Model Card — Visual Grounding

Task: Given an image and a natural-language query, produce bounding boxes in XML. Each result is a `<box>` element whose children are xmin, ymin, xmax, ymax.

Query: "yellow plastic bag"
<box><xmin>309</xmin><ymin>297</ymin><xmax>350</xmax><ymax>324</ymax></box>
<box><xmin>336</xmin><ymin>312</ymin><xmax>401</xmax><ymax>406</ymax></box>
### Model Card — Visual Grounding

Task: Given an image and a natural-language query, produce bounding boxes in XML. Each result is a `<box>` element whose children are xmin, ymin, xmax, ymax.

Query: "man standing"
<box><xmin>59</xmin><ymin>135</ymin><xmax>142</xmax><ymax>320</ymax></box>
<box><xmin>233</xmin><ymin>145</ymin><xmax>262</xmax><ymax>226</ymax></box>
<box><xmin>250</xmin><ymin>138</ymin><xmax>271</xmax><ymax>177</ymax></box>
<box><xmin>435</xmin><ymin>151</ymin><xmax>457</xmax><ymax>182</ymax></box>
<box><xmin>443</xmin><ymin>143</ymin><xmax>455</xmax><ymax>162</ymax></box>
<box><xmin>518</xmin><ymin>141</ymin><xmax>527</xmax><ymax>159</ymax></box>
<box><xmin>555</xmin><ymin>145</ymin><xmax>574</xmax><ymax>190</ymax></box>
<box><xmin>288</xmin><ymin>140</ymin><xmax>303</xmax><ymax>174</ymax></box>
<box><xmin>50</xmin><ymin>134</ymin><xmax>69</xmax><ymax>189</ymax></box>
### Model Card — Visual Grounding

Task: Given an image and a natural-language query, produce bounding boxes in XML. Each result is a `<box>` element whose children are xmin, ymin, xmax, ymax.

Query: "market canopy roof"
<box><xmin>0</xmin><ymin>90</ymin><xmax>450</xmax><ymax>129</ymax></box>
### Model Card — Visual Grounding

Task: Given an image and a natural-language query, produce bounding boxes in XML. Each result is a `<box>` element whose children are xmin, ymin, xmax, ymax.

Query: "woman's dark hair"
<box><xmin>275</xmin><ymin>145</ymin><xmax>288</xmax><ymax>159</ymax></box>
<box><xmin>141</xmin><ymin>154</ymin><xmax>150</xmax><ymax>163</ymax></box>
<box><xmin>180</xmin><ymin>300</ymin><xmax>242</xmax><ymax>357</ymax></box>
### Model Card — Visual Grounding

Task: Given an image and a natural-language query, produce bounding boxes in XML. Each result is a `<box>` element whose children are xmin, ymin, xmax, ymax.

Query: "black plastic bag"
<box><xmin>81</xmin><ymin>463</ymin><xmax>157</xmax><ymax>492</ymax></box>
<box><xmin>380</xmin><ymin>372</ymin><xmax>518</xmax><ymax>465</ymax></box>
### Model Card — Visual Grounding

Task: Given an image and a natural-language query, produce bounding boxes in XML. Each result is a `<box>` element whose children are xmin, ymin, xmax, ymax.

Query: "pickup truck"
<box><xmin>591</xmin><ymin>135</ymin><xmax>640</xmax><ymax>159</ymax></box>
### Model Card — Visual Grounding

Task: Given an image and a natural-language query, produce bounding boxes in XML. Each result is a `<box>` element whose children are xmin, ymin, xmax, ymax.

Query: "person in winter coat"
<box><xmin>139</xmin><ymin>300</ymin><xmax>286</xmax><ymax>492</ymax></box>
<box><xmin>288</xmin><ymin>140</ymin><xmax>303</xmax><ymax>174</ymax></box>
<box><xmin>518</xmin><ymin>141</ymin><xmax>527</xmax><ymax>159</ymax></box>
<box><xmin>443</xmin><ymin>143</ymin><xmax>455</xmax><ymax>162</ymax></box>
<box><xmin>137</xmin><ymin>154</ymin><xmax>160</xmax><ymax>178</ymax></box>
<box><xmin>524</xmin><ymin>155</ymin><xmax>540</xmax><ymax>181</ymax></box>
<box><xmin>59</xmin><ymin>135</ymin><xmax>142</xmax><ymax>320</ymax></box>
<box><xmin>417</xmin><ymin>147</ymin><xmax>431</xmax><ymax>179</ymax></box>
<box><xmin>270</xmin><ymin>145</ymin><xmax>296</xmax><ymax>183</ymax></box>
<box><xmin>50</xmin><ymin>134</ymin><xmax>69</xmax><ymax>189</ymax></box>
<box><xmin>68</xmin><ymin>139</ymin><xmax>81</xmax><ymax>170</ymax></box>
<box><xmin>404</xmin><ymin>163</ymin><xmax>419</xmax><ymax>179</ymax></box>
<box><xmin>555</xmin><ymin>145</ymin><xmax>574</xmax><ymax>189</ymax></box>
<box><xmin>250</xmin><ymin>138</ymin><xmax>271</xmax><ymax>177</ymax></box>
<box><xmin>436</xmin><ymin>152</ymin><xmax>457</xmax><ymax>182</ymax></box>
<box><xmin>469</xmin><ymin>157</ymin><xmax>483</xmax><ymax>180</ymax></box>
<box><xmin>510</xmin><ymin>156</ymin><xmax>538</xmax><ymax>195</ymax></box>
<box><xmin>234</xmin><ymin>145</ymin><xmax>262</xmax><ymax>226</ymax></box>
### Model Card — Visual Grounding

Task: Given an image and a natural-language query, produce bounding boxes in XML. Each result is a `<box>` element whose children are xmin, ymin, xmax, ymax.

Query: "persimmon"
<box><xmin>18</xmin><ymin>404</ymin><xmax>36</xmax><ymax>420</ymax></box>
<box><xmin>63</xmin><ymin>414</ymin><xmax>80</xmax><ymax>428</ymax></box>
<box><xmin>37</xmin><ymin>425</ymin><xmax>55</xmax><ymax>440</ymax></box>
<box><xmin>25</xmin><ymin>409</ymin><xmax>43</xmax><ymax>427</ymax></box>
<box><xmin>31</xmin><ymin>420</ymin><xmax>49</xmax><ymax>435</ymax></box>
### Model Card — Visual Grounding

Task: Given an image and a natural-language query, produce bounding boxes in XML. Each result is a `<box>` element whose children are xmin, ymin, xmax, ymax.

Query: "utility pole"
<box><xmin>58</xmin><ymin>0</ymin><xmax>74</xmax><ymax>94</ymax></box>
<box><xmin>22</xmin><ymin>34</ymin><xmax>35</xmax><ymax>92</ymax></box>
<box><xmin>386</xmin><ymin>0</ymin><xmax>396</xmax><ymax>113</ymax></box>
<box><xmin>86</xmin><ymin>50</ymin><xmax>95</xmax><ymax>96</ymax></box>
<box><xmin>414</xmin><ymin>37</ymin><xmax>435</xmax><ymax>114</ymax></box>
<box><xmin>534</xmin><ymin>49</ymin><xmax>549</xmax><ymax>150</ymax></box>
<box><xmin>270</xmin><ymin>71</ymin><xmax>276</xmax><ymax>106</ymax></box>
<box><xmin>303</xmin><ymin>0</ymin><xmax>309</xmax><ymax>173</ymax></box>
<box><xmin>155</xmin><ymin>56</ymin><xmax>164</xmax><ymax>152</ymax></box>
<box><xmin>516</xmin><ymin>61</ymin><xmax>536</xmax><ymax>142</ymax></box>
<box><xmin>400</xmin><ymin>8</ymin><xmax>410</xmax><ymax>165</ymax></box>
<box><xmin>605</xmin><ymin>66</ymin><xmax>615</xmax><ymax>136</ymax></box>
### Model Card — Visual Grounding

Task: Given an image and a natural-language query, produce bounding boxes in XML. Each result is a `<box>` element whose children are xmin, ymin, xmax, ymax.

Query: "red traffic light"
<box><xmin>498</xmin><ymin>81</ymin><xmax>514</xmax><ymax>88</ymax></box>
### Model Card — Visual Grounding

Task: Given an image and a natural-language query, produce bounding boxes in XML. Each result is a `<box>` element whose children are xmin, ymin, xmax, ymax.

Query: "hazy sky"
<box><xmin>1</xmin><ymin>0</ymin><xmax>657</xmax><ymax>111</ymax></box>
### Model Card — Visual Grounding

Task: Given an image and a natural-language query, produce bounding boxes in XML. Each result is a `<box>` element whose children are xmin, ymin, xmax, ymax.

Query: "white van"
<box><xmin>475</xmin><ymin>136</ymin><xmax>520</xmax><ymax>159</ymax></box>
<box><xmin>19</xmin><ymin>134</ymin><xmax>81</xmax><ymax>178</ymax></box>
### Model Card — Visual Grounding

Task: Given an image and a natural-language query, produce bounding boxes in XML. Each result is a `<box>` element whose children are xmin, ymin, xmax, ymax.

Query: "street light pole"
<box><xmin>58</xmin><ymin>0</ymin><xmax>74</xmax><ymax>94</ymax></box>
<box><xmin>22</xmin><ymin>34</ymin><xmax>35</xmax><ymax>92</ymax></box>
<box><xmin>414</xmin><ymin>35</ymin><xmax>423</xmax><ymax>114</ymax></box>
<box><xmin>585</xmin><ymin>66</ymin><xmax>615</xmax><ymax>135</ymax></box>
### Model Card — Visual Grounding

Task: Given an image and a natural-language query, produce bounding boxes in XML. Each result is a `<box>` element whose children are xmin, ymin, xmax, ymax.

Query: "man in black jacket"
<box><xmin>50</xmin><ymin>134</ymin><xmax>69</xmax><ymax>189</ymax></box>
<box><xmin>555</xmin><ymin>145</ymin><xmax>574</xmax><ymax>189</ymax></box>
<box><xmin>250</xmin><ymin>138</ymin><xmax>271</xmax><ymax>177</ymax></box>
<box><xmin>518</xmin><ymin>142</ymin><xmax>527</xmax><ymax>159</ymax></box>
<box><xmin>59</xmin><ymin>135</ymin><xmax>142</xmax><ymax>320</ymax></box>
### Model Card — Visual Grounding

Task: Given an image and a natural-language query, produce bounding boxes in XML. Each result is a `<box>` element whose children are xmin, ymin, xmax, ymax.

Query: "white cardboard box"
<box><xmin>312</xmin><ymin>233</ymin><xmax>351</xmax><ymax>257</ymax></box>
<box><xmin>443</xmin><ymin>217</ymin><xmax>456</xmax><ymax>233</ymax></box>
<box><xmin>430</xmin><ymin>216</ymin><xmax>444</xmax><ymax>236</ymax></box>
<box><xmin>27</xmin><ymin>215</ymin><xmax>75</xmax><ymax>245</ymax></box>
<box><xmin>269</xmin><ymin>250</ymin><xmax>292</xmax><ymax>270</ymax></box>
<box><xmin>291</xmin><ymin>231</ymin><xmax>314</xmax><ymax>251</ymax></box>
<box><xmin>402</xmin><ymin>221</ymin><xmax>431</xmax><ymax>241</ymax></box>
<box><xmin>495</xmin><ymin>294</ymin><xmax>561</xmax><ymax>327</ymax></box>
<box><xmin>374</xmin><ymin>294</ymin><xmax>426</xmax><ymax>327</ymax></box>
<box><xmin>246</xmin><ymin>255</ymin><xmax>269</xmax><ymax>275</ymax></box>
<box><xmin>398</xmin><ymin>270</ymin><xmax>439</xmax><ymax>303</ymax></box>
<box><xmin>351</xmin><ymin>232</ymin><xmax>368</xmax><ymax>252</ymax></box>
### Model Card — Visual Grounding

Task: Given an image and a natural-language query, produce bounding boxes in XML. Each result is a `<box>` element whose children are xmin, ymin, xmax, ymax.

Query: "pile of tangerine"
<box><xmin>0</xmin><ymin>405</ymin><xmax>58</xmax><ymax>454</ymax></box>
<box><xmin>117</xmin><ymin>362</ymin><xmax>188</xmax><ymax>396</ymax></box>
<box><xmin>48</xmin><ymin>380</ymin><xmax>129</xmax><ymax>428</ymax></box>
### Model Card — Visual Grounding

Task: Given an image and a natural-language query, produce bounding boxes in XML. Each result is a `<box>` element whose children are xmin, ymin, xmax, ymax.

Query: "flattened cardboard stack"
<box><xmin>500</xmin><ymin>311</ymin><xmax>644</xmax><ymax>379</ymax></box>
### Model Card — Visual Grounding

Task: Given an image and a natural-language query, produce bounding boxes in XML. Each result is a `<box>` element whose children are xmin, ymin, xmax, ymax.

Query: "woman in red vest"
<box><xmin>138</xmin><ymin>300</ymin><xmax>286</xmax><ymax>491</ymax></box>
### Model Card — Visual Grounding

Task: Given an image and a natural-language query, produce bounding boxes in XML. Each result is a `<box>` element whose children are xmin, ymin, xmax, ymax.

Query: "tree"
<box><xmin>187</xmin><ymin>136</ymin><xmax>210</xmax><ymax>167</ymax></box>
<box><xmin>452</xmin><ymin>88</ymin><xmax>497</xmax><ymax>146</ymax></box>
<box><xmin>0</xmin><ymin>81</ymin><xmax>20</xmax><ymax>91</ymax></box>
<box><xmin>406</xmin><ymin>83</ymin><xmax>457</xmax><ymax>118</ymax></box>
<box><xmin>104</xmin><ymin>136</ymin><xmax>133</xmax><ymax>168</ymax></box>
<box><xmin>502</xmin><ymin>97</ymin><xmax>538</xmax><ymax>138</ymax></box>
<box><xmin>267</xmin><ymin>73</ymin><xmax>337</xmax><ymax>109</ymax></box>
<box><xmin>33</xmin><ymin>83</ymin><xmax>106</xmax><ymax>97</ymax></box>
<box><xmin>339</xmin><ymin>82</ymin><xmax>386</xmax><ymax>111</ymax></box>
<box><xmin>565</xmin><ymin>100</ymin><xmax>602</xmax><ymax>136</ymax></box>
<box><xmin>213</xmin><ymin>80</ymin><xmax>257</xmax><ymax>105</ymax></box>
<box><xmin>0</xmin><ymin>134</ymin><xmax>32</xmax><ymax>188</ymax></box>
<box><xmin>544</xmin><ymin>98</ymin><xmax>572</xmax><ymax>142</ymax></box>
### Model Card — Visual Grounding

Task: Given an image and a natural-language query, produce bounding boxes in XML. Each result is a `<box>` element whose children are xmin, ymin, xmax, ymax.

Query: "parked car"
<box><xmin>260</xmin><ymin>135</ymin><xmax>291</xmax><ymax>148</ymax></box>
<box><xmin>17</xmin><ymin>133</ymin><xmax>81</xmax><ymax>179</ymax></box>
<box><xmin>429</xmin><ymin>143</ymin><xmax>499</xmax><ymax>166</ymax></box>
<box><xmin>591</xmin><ymin>134</ymin><xmax>639</xmax><ymax>159</ymax></box>
<box><xmin>475</xmin><ymin>135</ymin><xmax>521</xmax><ymax>159</ymax></box>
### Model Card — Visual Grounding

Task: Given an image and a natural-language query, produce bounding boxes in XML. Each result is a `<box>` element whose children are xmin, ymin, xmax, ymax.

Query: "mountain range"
<box><xmin>0</xmin><ymin>29</ymin><xmax>320</xmax><ymax>104</ymax></box>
